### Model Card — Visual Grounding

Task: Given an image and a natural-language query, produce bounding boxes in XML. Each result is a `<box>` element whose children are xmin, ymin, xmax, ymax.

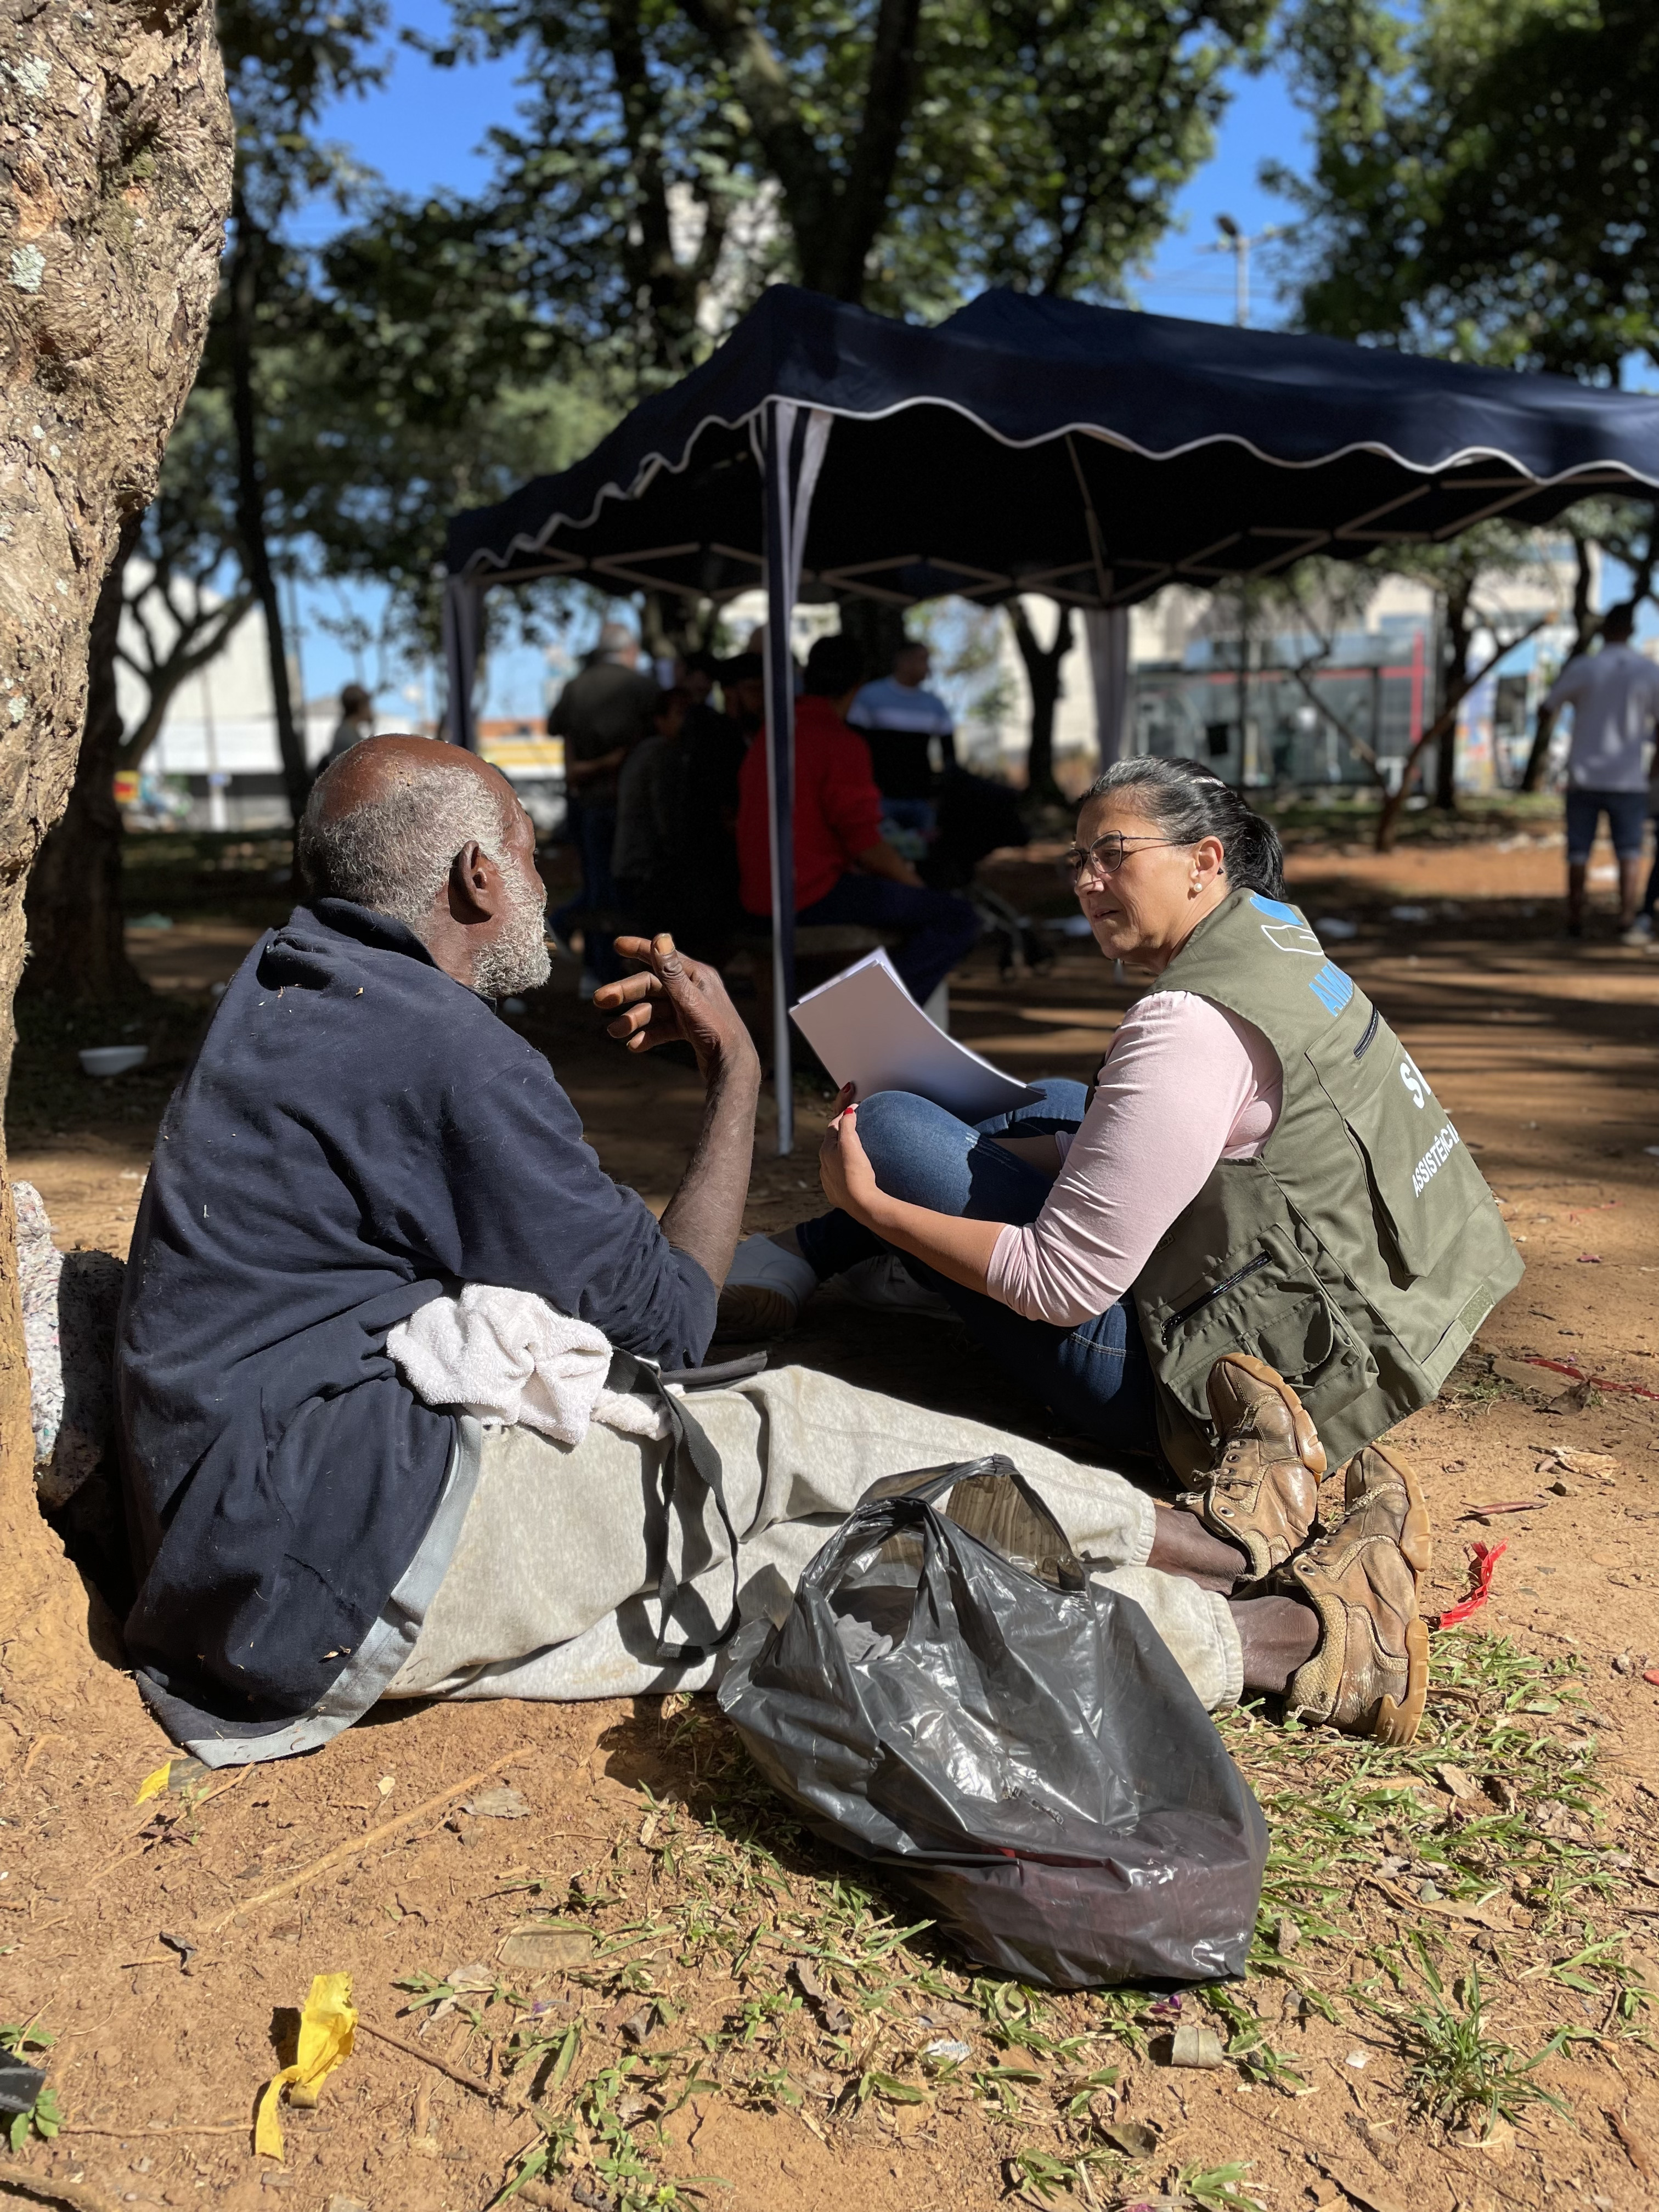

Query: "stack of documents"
<box><xmin>789</xmin><ymin>950</ymin><xmax>1038</xmax><ymax>1121</ymax></box>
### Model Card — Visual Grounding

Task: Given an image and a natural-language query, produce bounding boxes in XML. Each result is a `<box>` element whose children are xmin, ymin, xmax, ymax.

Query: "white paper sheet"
<box><xmin>789</xmin><ymin>950</ymin><xmax>1039</xmax><ymax>1121</ymax></box>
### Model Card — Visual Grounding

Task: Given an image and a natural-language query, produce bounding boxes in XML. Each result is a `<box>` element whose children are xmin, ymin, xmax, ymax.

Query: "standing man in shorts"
<box><xmin>1532</xmin><ymin>602</ymin><xmax>1659</xmax><ymax>942</ymax></box>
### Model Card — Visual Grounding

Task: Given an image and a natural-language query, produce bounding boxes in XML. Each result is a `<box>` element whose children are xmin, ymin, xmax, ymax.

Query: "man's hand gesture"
<box><xmin>594</xmin><ymin>934</ymin><xmax>759</xmax><ymax>1090</ymax></box>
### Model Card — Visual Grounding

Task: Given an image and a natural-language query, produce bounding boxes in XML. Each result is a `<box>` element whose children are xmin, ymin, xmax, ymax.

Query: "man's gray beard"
<box><xmin>471</xmin><ymin>869</ymin><xmax>552</xmax><ymax>998</ymax></box>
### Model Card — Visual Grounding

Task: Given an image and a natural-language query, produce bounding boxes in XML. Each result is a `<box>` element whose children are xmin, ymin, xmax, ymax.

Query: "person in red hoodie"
<box><xmin>736</xmin><ymin>633</ymin><xmax>980</xmax><ymax>1006</ymax></box>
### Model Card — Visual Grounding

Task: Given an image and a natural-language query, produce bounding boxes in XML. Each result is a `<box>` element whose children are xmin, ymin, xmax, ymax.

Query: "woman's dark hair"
<box><xmin>1081</xmin><ymin>757</ymin><xmax>1285</xmax><ymax>900</ymax></box>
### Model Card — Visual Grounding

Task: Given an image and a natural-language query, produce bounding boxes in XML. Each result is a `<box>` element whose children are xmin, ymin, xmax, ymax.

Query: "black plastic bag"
<box><xmin>718</xmin><ymin>1456</ymin><xmax>1267</xmax><ymax>1989</ymax></box>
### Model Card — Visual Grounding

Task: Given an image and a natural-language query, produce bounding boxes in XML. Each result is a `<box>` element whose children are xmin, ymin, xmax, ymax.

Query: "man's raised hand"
<box><xmin>594</xmin><ymin>934</ymin><xmax>759</xmax><ymax>1088</ymax></box>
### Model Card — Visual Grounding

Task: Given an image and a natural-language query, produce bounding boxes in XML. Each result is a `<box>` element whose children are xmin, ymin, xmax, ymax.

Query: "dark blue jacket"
<box><xmin>116</xmin><ymin>900</ymin><xmax>715</xmax><ymax>1730</ymax></box>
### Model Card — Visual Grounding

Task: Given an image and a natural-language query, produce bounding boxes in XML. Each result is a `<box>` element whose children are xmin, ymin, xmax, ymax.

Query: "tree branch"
<box><xmin>1375</xmin><ymin>612</ymin><xmax>1550</xmax><ymax>850</ymax></box>
<box><xmin>673</xmin><ymin>0</ymin><xmax>833</xmax><ymax>267</ymax></box>
<box><xmin>821</xmin><ymin>0</ymin><xmax>925</xmax><ymax>298</ymax></box>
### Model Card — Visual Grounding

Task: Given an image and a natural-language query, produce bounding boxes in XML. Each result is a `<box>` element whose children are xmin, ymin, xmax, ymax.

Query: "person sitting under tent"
<box><xmin>718</xmin><ymin>649</ymin><xmax>766</xmax><ymax>744</ymax></box>
<box><xmin>612</xmin><ymin>684</ymin><xmax>691</xmax><ymax>939</ymax></box>
<box><xmin>548</xmin><ymin>619</ymin><xmax>657</xmax><ymax>990</ymax></box>
<box><xmin>735</xmin><ymin>633</ymin><xmax>980</xmax><ymax>1012</ymax></box>
<box><xmin>849</xmin><ymin>635</ymin><xmax>957</xmax><ymax>841</ymax></box>
<box><xmin>115</xmin><ymin>735</ymin><xmax>1438</xmax><ymax>1764</ymax></box>
<box><xmin>677</xmin><ymin>651</ymin><xmax>747</xmax><ymax>955</ymax></box>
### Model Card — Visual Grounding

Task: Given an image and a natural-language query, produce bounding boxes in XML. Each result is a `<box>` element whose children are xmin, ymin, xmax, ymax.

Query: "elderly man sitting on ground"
<box><xmin>116</xmin><ymin>737</ymin><xmax>1427</xmax><ymax>1767</ymax></box>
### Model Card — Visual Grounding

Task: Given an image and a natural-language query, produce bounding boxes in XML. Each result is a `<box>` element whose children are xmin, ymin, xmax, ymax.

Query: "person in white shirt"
<box><xmin>1533</xmin><ymin>603</ymin><xmax>1659</xmax><ymax>942</ymax></box>
<box><xmin>848</xmin><ymin>639</ymin><xmax>957</xmax><ymax>838</ymax></box>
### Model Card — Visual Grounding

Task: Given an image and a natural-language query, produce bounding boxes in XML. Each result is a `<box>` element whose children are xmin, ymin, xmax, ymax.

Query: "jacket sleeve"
<box><xmin>425</xmin><ymin>1053</ymin><xmax>716</xmax><ymax>1368</ymax></box>
<box><xmin>821</xmin><ymin>730</ymin><xmax>885</xmax><ymax>861</ymax></box>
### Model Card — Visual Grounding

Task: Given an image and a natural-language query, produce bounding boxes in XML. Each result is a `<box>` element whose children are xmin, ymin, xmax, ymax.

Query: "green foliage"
<box><xmin>0</xmin><ymin>2022</ymin><xmax>59</xmax><ymax>2153</ymax></box>
<box><xmin>1275</xmin><ymin>0</ymin><xmax>1659</xmax><ymax>380</ymax></box>
<box><xmin>1380</xmin><ymin>1937</ymin><xmax>1573</xmax><ymax>2130</ymax></box>
<box><xmin>431</xmin><ymin>0</ymin><xmax>1274</xmax><ymax>387</ymax></box>
<box><xmin>1178</xmin><ymin>2161</ymin><xmax>1267</xmax><ymax>2212</ymax></box>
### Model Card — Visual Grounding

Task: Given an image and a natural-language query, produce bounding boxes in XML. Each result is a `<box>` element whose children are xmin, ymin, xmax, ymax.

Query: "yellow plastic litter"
<box><xmin>255</xmin><ymin>1973</ymin><xmax>357</xmax><ymax>2159</ymax></box>
<box><xmin>134</xmin><ymin>1762</ymin><xmax>172</xmax><ymax>1806</ymax></box>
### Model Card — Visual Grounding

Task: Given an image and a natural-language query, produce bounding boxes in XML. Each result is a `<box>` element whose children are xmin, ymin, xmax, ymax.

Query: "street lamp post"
<box><xmin>1204</xmin><ymin>213</ymin><xmax>1285</xmax><ymax>328</ymax></box>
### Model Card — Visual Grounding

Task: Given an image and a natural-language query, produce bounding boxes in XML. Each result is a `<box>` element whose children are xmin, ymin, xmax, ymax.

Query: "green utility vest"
<box><xmin>1132</xmin><ymin>888</ymin><xmax>1522</xmax><ymax>1480</ymax></box>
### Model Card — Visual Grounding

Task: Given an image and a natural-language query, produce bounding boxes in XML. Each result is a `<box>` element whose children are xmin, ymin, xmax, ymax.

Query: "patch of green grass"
<box><xmin>1178</xmin><ymin>2159</ymin><xmax>1267</xmax><ymax>2211</ymax></box>
<box><xmin>1364</xmin><ymin>1936</ymin><xmax>1573</xmax><ymax>2132</ymax></box>
<box><xmin>458</xmin><ymin>1633</ymin><xmax>1643</xmax><ymax>2205</ymax></box>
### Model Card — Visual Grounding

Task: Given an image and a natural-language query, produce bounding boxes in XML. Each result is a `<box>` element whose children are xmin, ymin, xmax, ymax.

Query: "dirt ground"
<box><xmin>4</xmin><ymin>822</ymin><xmax>1659</xmax><ymax>2212</ymax></box>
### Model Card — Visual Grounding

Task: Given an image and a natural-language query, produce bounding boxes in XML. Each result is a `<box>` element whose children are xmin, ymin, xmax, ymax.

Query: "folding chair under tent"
<box><xmin>442</xmin><ymin>284</ymin><xmax>1659</xmax><ymax>1153</ymax></box>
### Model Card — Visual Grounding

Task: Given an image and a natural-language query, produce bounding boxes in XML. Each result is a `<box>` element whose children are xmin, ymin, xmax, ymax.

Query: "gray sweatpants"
<box><xmin>384</xmin><ymin>1365</ymin><xmax>1243</xmax><ymax>1711</ymax></box>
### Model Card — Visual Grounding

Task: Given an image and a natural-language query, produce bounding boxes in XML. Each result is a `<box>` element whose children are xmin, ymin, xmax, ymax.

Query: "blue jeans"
<box><xmin>796</xmin><ymin>1080</ymin><xmax>1160</xmax><ymax>1461</ymax></box>
<box><xmin>795</xmin><ymin>872</ymin><xmax>979</xmax><ymax>1005</ymax></box>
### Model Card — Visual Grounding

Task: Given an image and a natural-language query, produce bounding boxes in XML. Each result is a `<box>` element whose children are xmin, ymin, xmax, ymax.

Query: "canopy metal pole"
<box><xmin>442</xmin><ymin>575</ymin><xmax>483</xmax><ymax>748</ymax></box>
<box><xmin>761</xmin><ymin>400</ymin><xmax>798</xmax><ymax>1154</ymax></box>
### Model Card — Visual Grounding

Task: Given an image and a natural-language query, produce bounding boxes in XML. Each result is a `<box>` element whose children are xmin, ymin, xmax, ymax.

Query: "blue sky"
<box><xmin>294</xmin><ymin>9</ymin><xmax>1314</xmax><ymax>718</ymax></box>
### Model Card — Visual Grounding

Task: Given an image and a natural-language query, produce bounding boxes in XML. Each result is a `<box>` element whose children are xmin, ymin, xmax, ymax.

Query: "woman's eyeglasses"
<box><xmin>1064</xmin><ymin>831</ymin><xmax>1188</xmax><ymax>886</ymax></box>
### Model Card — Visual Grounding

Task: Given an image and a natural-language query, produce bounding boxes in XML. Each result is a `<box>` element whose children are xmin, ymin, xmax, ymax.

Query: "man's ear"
<box><xmin>447</xmin><ymin>840</ymin><xmax>499</xmax><ymax>921</ymax></box>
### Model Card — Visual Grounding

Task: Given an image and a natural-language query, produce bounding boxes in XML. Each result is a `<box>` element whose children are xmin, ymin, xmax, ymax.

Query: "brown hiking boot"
<box><xmin>1182</xmin><ymin>1352</ymin><xmax>1327</xmax><ymax>1581</ymax></box>
<box><xmin>1279</xmin><ymin>1441</ymin><xmax>1432</xmax><ymax>1745</ymax></box>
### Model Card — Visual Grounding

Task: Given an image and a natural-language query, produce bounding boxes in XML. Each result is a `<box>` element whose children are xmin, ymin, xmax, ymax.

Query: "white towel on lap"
<box><xmin>387</xmin><ymin>1285</ymin><xmax>668</xmax><ymax>1446</ymax></box>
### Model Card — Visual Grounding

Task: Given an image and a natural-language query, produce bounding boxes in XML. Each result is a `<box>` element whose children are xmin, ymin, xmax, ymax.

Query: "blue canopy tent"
<box><xmin>443</xmin><ymin>285</ymin><xmax>1659</xmax><ymax>1149</ymax></box>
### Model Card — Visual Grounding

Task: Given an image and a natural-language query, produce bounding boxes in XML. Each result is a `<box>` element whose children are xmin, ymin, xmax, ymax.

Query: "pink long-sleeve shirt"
<box><xmin>985</xmin><ymin>992</ymin><xmax>1283</xmax><ymax>1327</ymax></box>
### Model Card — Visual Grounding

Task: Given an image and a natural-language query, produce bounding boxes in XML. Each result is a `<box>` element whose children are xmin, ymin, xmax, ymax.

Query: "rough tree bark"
<box><xmin>20</xmin><ymin>515</ymin><xmax>146</xmax><ymax>1001</ymax></box>
<box><xmin>1</xmin><ymin>0</ymin><xmax>232</xmax><ymax>1731</ymax></box>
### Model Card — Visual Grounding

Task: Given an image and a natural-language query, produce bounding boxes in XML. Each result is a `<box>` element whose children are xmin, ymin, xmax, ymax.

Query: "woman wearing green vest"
<box><xmin>720</xmin><ymin>758</ymin><xmax>1521</xmax><ymax>1745</ymax></box>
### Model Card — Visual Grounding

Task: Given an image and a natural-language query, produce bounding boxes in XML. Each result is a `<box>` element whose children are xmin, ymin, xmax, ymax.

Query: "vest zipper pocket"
<box><xmin>1352</xmin><ymin>1006</ymin><xmax>1380</xmax><ymax>1060</ymax></box>
<box><xmin>1164</xmin><ymin>1250</ymin><xmax>1273</xmax><ymax>1340</ymax></box>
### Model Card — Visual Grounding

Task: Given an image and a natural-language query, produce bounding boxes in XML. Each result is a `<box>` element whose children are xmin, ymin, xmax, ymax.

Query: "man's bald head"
<box><xmin>312</xmin><ymin>733</ymin><xmax>517</xmax><ymax>828</ymax></box>
<box><xmin>298</xmin><ymin>735</ymin><xmax>550</xmax><ymax>995</ymax></box>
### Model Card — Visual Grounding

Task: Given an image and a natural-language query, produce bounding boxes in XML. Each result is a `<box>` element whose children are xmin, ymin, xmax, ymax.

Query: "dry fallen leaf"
<box><xmin>463</xmin><ymin>1786</ymin><xmax>531</xmax><ymax>1819</ymax></box>
<box><xmin>1167</xmin><ymin>2023</ymin><xmax>1225</xmax><ymax>2069</ymax></box>
<box><xmin>1315</xmin><ymin>2158</ymin><xmax>1409</xmax><ymax>2212</ymax></box>
<box><xmin>1436</xmin><ymin>1762</ymin><xmax>1481</xmax><ymax>1801</ymax></box>
<box><xmin>1549</xmin><ymin>1448</ymin><xmax>1621</xmax><ymax>1476</ymax></box>
<box><xmin>498</xmin><ymin>1923</ymin><xmax>596</xmax><ymax>1973</ymax></box>
<box><xmin>1606</xmin><ymin>2108</ymin><xmax>1656</xmax><ymax>2181</ymax></box>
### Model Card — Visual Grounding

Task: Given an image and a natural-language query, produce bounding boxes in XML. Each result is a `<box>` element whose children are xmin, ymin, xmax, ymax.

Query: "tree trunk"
<box><xmin>0</xmin><ymin>0</ymin><xmax>232</xmax><ymax>1740</ymax></box>
<box><xmin>21</xmin><ymin>517</ymin><xmax>147</xmax><ymax>1002</ymax></box>
<box><xmin>228</xmin><ymin>190</ymin><xmax>308</xmax><ymax>821</ymax></box>
<box><xmin>838</xmin><ymin>597</ymin><xmax>910</xmax><ymax>687</ymax></box>
<box><xmin>1010</xmin><ymin>599</ymin><xmax>1075</xmax><ymax>803</ymax></box>
<box><xmin>1433</xmin><ymin>583</ymin><xmax>1472</xmax><ymax>811</ymax></box>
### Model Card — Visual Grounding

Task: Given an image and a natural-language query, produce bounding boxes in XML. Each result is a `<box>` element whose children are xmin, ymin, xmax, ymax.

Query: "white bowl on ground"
<box><xmin>79</xmin><ymin>1045</ymin><xmax>148</xmax><ymax>1078</ymax></box>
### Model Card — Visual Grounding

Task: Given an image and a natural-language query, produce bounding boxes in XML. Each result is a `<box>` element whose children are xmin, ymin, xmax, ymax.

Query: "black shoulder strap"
<box><xmin>608</xmin><ymin>1350</ymin><xmax>764</xmax><ymax>1665</ymax></box>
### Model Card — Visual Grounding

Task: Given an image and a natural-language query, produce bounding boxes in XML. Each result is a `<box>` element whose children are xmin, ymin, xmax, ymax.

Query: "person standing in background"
<box><xmin>736</xmin><ymin>634</ymin><xmax>979</xmax><ymax>1008</ymax></box>
<box><xmin>612</xmin><ymin>686</ymin><xmax>691</xmax><ymax>939</ymax></box>
<box><xmin>1531</xmin><ymin>602</ymin><xmax>1659</xmax><ymax>944</ymax></box>
<box><xmin>548</xmin><ymin>619</ymin><xmax>657</xmax><ymax>990</ymax></box>
<box><xmin>718</xmin><ymin>651</ymin><xmax>766</xmax><ymax>746</ymax></box>
<box><xmin>848</xmin><ymin>636</ymin><xmax>957</xmax><ymax>839</ymax></box>
<box><xmin>326</xmin><ymin>682</ymin><xmax>375</xmax><ymax>764</ymax></box>
<box><xmin>678</xmin><ymin>651</ymin><xmax>746</xmax><ymax>955</ymax></box>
